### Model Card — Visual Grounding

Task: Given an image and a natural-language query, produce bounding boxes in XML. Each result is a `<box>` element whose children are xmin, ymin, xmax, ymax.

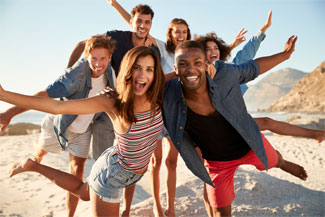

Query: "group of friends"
<box><xmin>0</xmin><ymin>1</ymin><xmax>324</xmax><ymax>217</ymax></box>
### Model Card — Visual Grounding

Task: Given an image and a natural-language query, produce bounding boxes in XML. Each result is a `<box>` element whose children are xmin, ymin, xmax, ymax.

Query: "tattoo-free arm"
<box><xmin>0</xmin><ymin>90</ymin><xmax>48</xmax><ymax>131</ymax></box>
<box><xmin>255</xmin><ymin>35</ymin><xmax>297</xmax><ymax>75</ymax></box>
<box><xmin>106</xmin><ymin>0</ymin><xmax>132</xmax><ymax>27</ymax></box>
<box><xmin>66</xmin><ymin>40</ymin><xmax>87</xmax><ymax>68</ymax></box>
<box><xmin>0</xmin><ymin>85</ymin><xmax>114</xmax><ymax>116</ymax></box>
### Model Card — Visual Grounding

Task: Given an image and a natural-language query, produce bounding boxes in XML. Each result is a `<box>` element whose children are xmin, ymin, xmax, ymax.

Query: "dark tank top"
<box><xmin>185</xmin><ymin>107</ymin><xmax>251</xmax><ymax>161</ymax></box>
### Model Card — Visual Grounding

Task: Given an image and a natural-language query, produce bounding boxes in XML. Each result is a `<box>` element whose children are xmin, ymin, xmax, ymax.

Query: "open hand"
<box><xmin>230</xmin><ymin>28</ymin><xmax>248</xmax><ymax>49</ymax></box>
<box><xmin>260</xmin><ymin>10</ymin><xmax>272</xmax><ymax>33</ymax></box>
<box><xmin>283</xmin><ymin>35</ymin><xmax>298</xmax><ymax>59</ymax></box>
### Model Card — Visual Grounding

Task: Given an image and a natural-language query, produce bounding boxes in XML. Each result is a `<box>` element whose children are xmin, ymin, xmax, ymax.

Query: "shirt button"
<box><xmin>177</xmin><ymin>142</ymin><xmax>180</xmax><ymax>145</ymax></box>
<box><xmin>179</xmin><ymin>126</ymin><xmax>183</xmax><ymax>130</ymax></box>
<box><xmin>182</xmin><ymin>110</ymin><xmax>186</xmax><ymax>114</ymax></box>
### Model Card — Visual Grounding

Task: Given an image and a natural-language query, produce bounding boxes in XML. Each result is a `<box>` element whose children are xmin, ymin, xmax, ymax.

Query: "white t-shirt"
<box><xmin>156</xmin><ymin>38</ymin><xmax>175</xmax><ymax>74</ymax></box>
<box><xmin>67</xmin><ymin>73</ymin><xmax>107</xmax><ymax>133</ymax></box>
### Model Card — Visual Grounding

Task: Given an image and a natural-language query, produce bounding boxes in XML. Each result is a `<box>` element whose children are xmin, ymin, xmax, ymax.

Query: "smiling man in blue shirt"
<box><xmin>163</xmin><ymin>37</ymin><xmax>307</xmax><ymax>217</ymax></box>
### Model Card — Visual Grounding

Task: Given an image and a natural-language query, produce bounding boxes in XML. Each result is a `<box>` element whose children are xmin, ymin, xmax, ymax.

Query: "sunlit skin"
<box><xmin>171</xmin><ymin>24</ymin><xmax>188</xmax><ymax>47</ymax></box>
<box><xmin>88</xmin><ymin>48</ymin><xmax>112</xmax><ymax>78</ymax></box>
<box><xmin>132</xmin><ymin>55</ymin><xmax>155</xmax><ymax>97</ymax></box>
<box><xmin>206</xmin><ymin>41</ymin><xmax>220</xmax><ymax>64</ymax></box>
<box><xmin>130</xmin><ymin>13</ymin><xmax>152</xmax><ymax>40</ymax></box>
<box><xmin>175</xmin><ymin>48</ymin><xmax>208</xmax><ymax>91</ymax></box>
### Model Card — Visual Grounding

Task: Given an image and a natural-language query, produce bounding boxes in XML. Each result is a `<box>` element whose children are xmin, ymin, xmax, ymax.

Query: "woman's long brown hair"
<box><xmin>115</xmin><ymin>46</ymin><xmax>164</xmax><ymax>124</ymax></box>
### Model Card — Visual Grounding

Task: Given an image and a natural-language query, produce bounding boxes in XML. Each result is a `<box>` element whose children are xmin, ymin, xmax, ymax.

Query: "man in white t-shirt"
<box><xmin>0</xmin><ymin>35</ymin><xmax>116</xmax><ymax>217</ymax></box>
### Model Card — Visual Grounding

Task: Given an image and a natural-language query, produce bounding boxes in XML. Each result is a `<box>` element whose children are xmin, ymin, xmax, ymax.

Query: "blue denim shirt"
<box><xmin>46</xmin><ymin>59</ymin><xmax>114</xmax><ymax>149</ymax></box>
<box><xmin>232</xmin><ymin>31</ymin><xmax>266</xmax><ymax>95</ymax></box>
<box><xmin>163</xmin><ymin>60</ymin><xmax>268</xmax><ymax>186</ymax></box>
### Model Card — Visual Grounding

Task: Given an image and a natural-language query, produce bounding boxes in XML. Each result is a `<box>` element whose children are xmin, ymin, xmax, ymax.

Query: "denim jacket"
<box><xmin>46</xmin><ymin>59</ymin><xmax>114</xmax><ymax>149</ymax></box>
<box><xmin>163</xmin><ymin>60</ymin><xmax>267</xmax><ymax>186</ymax></box>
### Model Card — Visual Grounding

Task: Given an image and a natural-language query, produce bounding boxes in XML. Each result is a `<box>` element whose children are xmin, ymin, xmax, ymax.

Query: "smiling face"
<box><xmin>175</xmin><ymin>47</ymin><xmax>207</xmax><ymax>91</ymax></box>
<box><xmin>171</xmin><ymin>23</ymin><xmax>188</xmax><ymax>47</ymax></box>
<box><xmin>131</xmin><ymin>13</ymin><xmax>152</xmax><ymax>40</ymax></box>
<box><xmin>206</xmin><ymin>40</ymin><xmax>220</xmax><ymax>64</ymax></box>
<box><xmin>88</xmin><ymin>48</ymin><xmax>111</xmax><ymax>78</ymax></box>
<box><xmin>132</xmin><ymin>55</ymin><xmax>155</xmax><ymax>97</ymax></box>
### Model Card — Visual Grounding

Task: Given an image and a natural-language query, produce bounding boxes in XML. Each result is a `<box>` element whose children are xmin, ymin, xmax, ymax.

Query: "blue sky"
<box><xmin>1</xmin><ymin>0</ymin><xmax>324</xmax><ymax>111</ymax></box>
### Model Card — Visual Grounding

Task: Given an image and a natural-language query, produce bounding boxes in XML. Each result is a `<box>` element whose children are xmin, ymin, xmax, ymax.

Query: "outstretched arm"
<box><xmin>232</xmin><ymin>10</ymin><xmax>272</xmax><ymax>65</ymax></box>
<box><xmin>228</xmin><ymin>28</ymin><xmax>248</xmax><ymax>51</ymax></box>
<box><xmin>106</xmin><ymin>0</ymin><xmax>132</xmax><ymax>27</ymax></box>
<box><xmin>255</xmin><ymin>117</ymin><xmax>325</xmax><ymax>143</ymax></box>
<box><xmin>255</xmin><ymin>35</ymin><xmax>297</xmax><ymax>75</ymax></box>
<box><xmin>0</xmin><ymin>85</ymin><xmax>113</xmax><ymax>116</ymax></box>
<box><xmin>0</xmin><ymin>90</ymin><xmax>48</xmax><ymax>131</ymax></box>
<box><xmin>260</xmin><ymin>10</ymin><xmax>272</xmax><ymax>33</ymax></box>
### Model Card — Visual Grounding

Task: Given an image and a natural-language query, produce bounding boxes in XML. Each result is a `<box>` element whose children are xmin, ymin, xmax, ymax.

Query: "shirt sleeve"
<box><xmin>46</xmin><ymin>60</ymin><xmax>87</xmax><ymax>98</ymax></box>
<box><xmin>232</xmin><ymin>31</ymin><xmax>266</xmax><ymax>65</ymax></box>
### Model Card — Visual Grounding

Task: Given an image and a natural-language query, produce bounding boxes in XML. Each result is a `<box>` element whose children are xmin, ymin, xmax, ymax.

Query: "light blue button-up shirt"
<box><xmin>163</xmin><ymin>60</ymin><xmax>267</xmax><ymax>186</ymax></box>
<box><xmin>46</xmin><ymin>59</ymin><xmax>114</xmax><ymax>150</ymax></box>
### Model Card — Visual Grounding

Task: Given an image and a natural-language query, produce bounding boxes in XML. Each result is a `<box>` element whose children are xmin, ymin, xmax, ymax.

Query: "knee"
<box><xmin>151</xmin><ymin>155</ymin><xmax>162</xmax><ymax>169</ymax></box>
<box><xmin>69</xmin><ymin>161</ymin><xmax>85</xmax><ymax>177</ymax></box>
<box><xmin>275</xmin><ymin>150</ymin><xmax>284</xmax><ymax>168</ymax></box>
<box><xmin>165</xmin><ymin>157</ymin><xmax>177</xmax><ymax>170</ymax></box>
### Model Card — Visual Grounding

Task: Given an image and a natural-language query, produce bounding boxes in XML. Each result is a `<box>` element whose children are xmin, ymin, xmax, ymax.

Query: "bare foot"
<box><xmin>314</xmin><ymin>130</ymin><xmax>325</xmax><ymax>143</ymax></box>
<box><xmin>9</xmin><ymin>158</ymin><xmax>34</xmax><ymax>178</ymax></box>
<box><xmin>121</xmin><ymin>210</ymin><xmax>129</xmax><ymax>217</ymax></box>
<box><xmin>281</xmin><ymin>160</ymin><xmax>308</xmax><ymax>181</ymax></box>
<box><xmin>164</xmin><ymin>209</ymin><xmax>175</xmax><ymax>217</ymax></box>
<box><xmin>153</xmin><ymin>205</ymin><xmax>164</xmax><ymax>217</ymax></box>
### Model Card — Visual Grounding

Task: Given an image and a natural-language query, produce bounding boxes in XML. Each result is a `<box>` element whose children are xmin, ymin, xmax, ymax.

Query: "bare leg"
<box><xmin>212</xmin><ymin>204</ymin><xmax>232</xmax><ymax>217</ymax></box>
<box><xmin>89</xmin><ymin>188</ymin><xmax>120</xmax><ymax>217</ymax></box>
<box><xmin>121</xmin><ymin>184</ymin><xmax>136</xmax><ymax>217</ymax></box>
<box><xmin>275</xmin><ymin>151</ymin><xmax>308</xmax><ymax>180</ymax></box>
<box><xmin>203</xmin><ymin>183</ymin><xmax>215</xmax><ymax>217</ymax></box>
<box><xmin>164</xmin><ymin>138</ymin><xmax>178</xmax><ymax>217</ymax></box>
<box><xmin>33</xmin><ymin>147</ymin><xmax>48</xmax><ymax>163</ymax></box>
<box><xmin>67</xmin><ymin>154</ymin><xmax>87</xmax><ymax>217</ymax></box>
<box><xmin>150</xmin><ymin>140</ymin><xmax>164</xmax><ymax>217</ymax></box>
<box><xmin>255</xmin><ymin>117</ymin><xmax>325</xmax><ymax>142</ymax></box>
<box><xmin>9</xmin><ymin>158</ymin><xmax>90</xmax><ymax>201</ymax></box>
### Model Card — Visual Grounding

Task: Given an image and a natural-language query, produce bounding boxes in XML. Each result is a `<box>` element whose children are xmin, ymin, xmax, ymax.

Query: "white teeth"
<box><xmin>186</xmin><ymin>76</ymin><xmax>198</xmax><ymax>81</ymax></box>
<box><xmin>137</xmin><ymin>81</ymin><xmax>145</xmax><ymax>84</ymax></box>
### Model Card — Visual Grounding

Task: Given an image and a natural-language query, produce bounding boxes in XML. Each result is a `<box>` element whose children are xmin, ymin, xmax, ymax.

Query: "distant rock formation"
<box><xmin>0</xmin><ymin>123</ymin><xmax>40</xmax><ymax>136</ymax></box>
<box><xmin>264</xmin><ymin>62</ymin><xmax>325</xmax><ymax>114</ymax></box>
<box><xmin>244</xmin><ymin>68</ymin><xmax>307</xmax><ymax>111</ymax></box>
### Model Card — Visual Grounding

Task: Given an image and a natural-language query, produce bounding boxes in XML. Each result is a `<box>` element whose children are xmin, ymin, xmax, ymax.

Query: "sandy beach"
<box><xmin>0</xmin><ymin>132</ymin><xmax>324</xmax><ymax>217</ymax></box>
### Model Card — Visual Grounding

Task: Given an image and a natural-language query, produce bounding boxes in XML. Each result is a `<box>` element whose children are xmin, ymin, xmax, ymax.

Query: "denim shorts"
<box><xmin>88</xmin><ymin>146</ymin><xmax>143</xmax><ymax>203</ymax></box>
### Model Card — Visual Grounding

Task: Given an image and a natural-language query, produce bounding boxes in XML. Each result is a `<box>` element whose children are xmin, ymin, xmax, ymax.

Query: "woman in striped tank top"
<box><xmin>2</xmin><ymin>46</ymin><xmax>165</xmax><ymax>217</ymax></box>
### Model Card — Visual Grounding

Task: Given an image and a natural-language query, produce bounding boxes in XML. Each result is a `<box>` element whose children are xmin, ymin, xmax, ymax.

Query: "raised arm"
<box><xmin>66</xmin><ymin>40</ymin><xmax>87</xmax><ymax>68</ymax></box>
<box><xmin>0</xmin><ymin>85</ymin><xmax>114</xmax><ymax>116</ymax></box>
<box><xmin>255</xmin><ymin>35</ymin><xmax>297</xmax><ymax>75</ymax></box>
<box><xmin>0</xmin><ymin>90</ymin><xmax>48</xmax><ymax>131</ymax></box>
<box><xmin>228</xmin><ymin>28</ymin><xmax>248</xmax><ymax>51</ymax></box>
<box><xmin>106</xmin><ymin>0</ymin><xmax>132</xmax><ymax>27</ymax></box>
<box><xmin>232</xmin><ymin>10</ymin><xmax>272</xmax><ymax>65</ymax></box>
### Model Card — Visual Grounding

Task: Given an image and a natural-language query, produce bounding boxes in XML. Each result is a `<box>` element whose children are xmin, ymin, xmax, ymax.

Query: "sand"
<box><xmin>0</xmin><ymin>133</ymin><xmax>324</xmax><ymax>217</ymax></box>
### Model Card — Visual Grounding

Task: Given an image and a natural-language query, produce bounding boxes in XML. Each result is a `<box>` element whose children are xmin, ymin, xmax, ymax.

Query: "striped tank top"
<box><xmin>115</xmin><ymin>107</ymin><xmax>163</xmax><ymax>172</ymax></box>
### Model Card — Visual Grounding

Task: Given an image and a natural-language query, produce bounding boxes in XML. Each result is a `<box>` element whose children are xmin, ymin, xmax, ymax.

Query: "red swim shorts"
<box><xmin>204</xmin><ymin>133</ymin><xmax>278</xmax><ymax>208</ymax></box>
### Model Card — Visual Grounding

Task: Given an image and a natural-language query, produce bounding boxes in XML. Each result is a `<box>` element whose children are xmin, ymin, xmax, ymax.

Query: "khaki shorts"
<box><xmin>37</xmin><ymin>114</ymin><xmax>91</xmax><ymax>158</ymax></box>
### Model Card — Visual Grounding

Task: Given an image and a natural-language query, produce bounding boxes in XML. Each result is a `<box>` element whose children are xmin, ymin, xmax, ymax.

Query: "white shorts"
<box><xmin>37</xmin><ymin>114</ymin><xmax>92</xmax><ymax>158</ymax></box>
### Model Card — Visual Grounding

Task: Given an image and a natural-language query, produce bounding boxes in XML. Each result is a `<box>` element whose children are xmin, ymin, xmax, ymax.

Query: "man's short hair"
<box><xmin>175</xmin><ymin>40</ymin><xmax>206</xmax><ymax>59</ymax></box>
<box><xmin>131</xmin><ymin>4</ymin><xmax>154</xmax><ymax>19</ymax></box>
<box><xmin>84</xmin><ymin>35</ymin><xmax>116</xmax><ymax>59</ymax></box>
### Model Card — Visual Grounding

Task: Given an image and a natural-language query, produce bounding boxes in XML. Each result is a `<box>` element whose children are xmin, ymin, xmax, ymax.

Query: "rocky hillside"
<box><xmin>244</xmin><ymin>68</ymin><xmax>307</xmax><ymax>111</ymax></box>
<box><xmin>264</xmin><ymin>62</ymin><xmax>325</xmax><ymax>114</ymax></box>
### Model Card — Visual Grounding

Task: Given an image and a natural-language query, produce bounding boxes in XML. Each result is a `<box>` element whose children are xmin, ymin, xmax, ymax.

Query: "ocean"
<box><xmin>8</xmin><ymin>111</ymin><xmax>324</xmax><ymax>125</ymax></box>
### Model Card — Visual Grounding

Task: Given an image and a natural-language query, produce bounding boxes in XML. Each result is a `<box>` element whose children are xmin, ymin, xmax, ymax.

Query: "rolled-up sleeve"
<box><xmin>46</xmin><ymin>60</ymin><xmax>87</xmax><ymax>98</ymax></box>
